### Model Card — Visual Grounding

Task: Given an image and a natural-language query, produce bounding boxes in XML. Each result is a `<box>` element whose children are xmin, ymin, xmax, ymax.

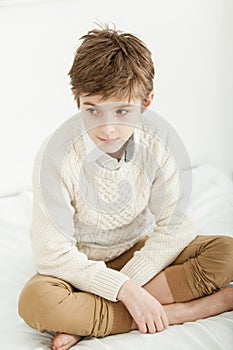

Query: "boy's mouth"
<box><xmin>97</xmin><ymin>137</ymin><xmax>119</xmax><ymax>143</ymax></box>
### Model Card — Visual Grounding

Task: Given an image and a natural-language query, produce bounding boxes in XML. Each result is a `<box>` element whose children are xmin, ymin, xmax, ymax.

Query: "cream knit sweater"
<box><xmin>30</xmin><ymin>109</ymin><xmax>197</xmax><ymax>302</ymax></box>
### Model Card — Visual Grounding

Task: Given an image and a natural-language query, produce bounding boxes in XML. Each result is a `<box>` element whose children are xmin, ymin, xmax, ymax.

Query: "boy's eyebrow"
<box><xmin>82</xmin><ymin>102</ymin><xmax>98</xmax><ymax>107</ymax></box>
<box><xmin>83</xmin><ymin>102</ymin><xmax>135</xmax><ymax>108</ymax></box>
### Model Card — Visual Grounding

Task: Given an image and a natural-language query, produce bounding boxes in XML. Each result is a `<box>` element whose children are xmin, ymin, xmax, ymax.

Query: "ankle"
<box><xmin>164</xmin><ymin>302</ymin><xmax>188</xmax><ymax>325</ymax></box>
<box><xmin>221</xmin><ymin>287</ymin><xmax>233</xmax><ymax>309</ymax></box>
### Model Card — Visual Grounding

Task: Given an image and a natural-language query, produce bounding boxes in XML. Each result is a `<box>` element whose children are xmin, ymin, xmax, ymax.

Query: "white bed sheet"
<box><xmin>0</xmin><ymin>164</ymin><xmax>233</xmax><ymax>350</ymax></box>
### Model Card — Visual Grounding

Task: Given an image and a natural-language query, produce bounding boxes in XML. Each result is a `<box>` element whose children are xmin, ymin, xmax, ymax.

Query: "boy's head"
<box><xmin>68</xmin><ymin>24</ymin><xmax>155</xmax><ymax>109</ymax></box>
<box><xmin>68</xmin><ymin>25</ymin><xmax>155</xmax><ymax>158</ymax></box>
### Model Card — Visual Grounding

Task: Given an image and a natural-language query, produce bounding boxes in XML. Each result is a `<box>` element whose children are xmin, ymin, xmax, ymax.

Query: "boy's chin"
<box><xmin>97</xmin><ymin>139</ymin><xmax>126</xmax><ymax>155</ymax></box>
<box><xmin>98</xmin><ymin>144</ymin><xmax>121</xmax><ymax>154</ymax></box>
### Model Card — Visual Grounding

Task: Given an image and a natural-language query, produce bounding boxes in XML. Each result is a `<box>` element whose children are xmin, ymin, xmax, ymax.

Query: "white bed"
<box><xmin>0</xmin><ymin>164</ymin><xmax>233</xmax><ymax>350</ymax></box>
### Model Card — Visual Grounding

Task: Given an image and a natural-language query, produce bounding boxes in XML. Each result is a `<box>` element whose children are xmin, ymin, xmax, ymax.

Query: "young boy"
<box><xmin>18</xmin><ymin>25</ymin><xmax>233</xmax><ymax>350</ymax></box>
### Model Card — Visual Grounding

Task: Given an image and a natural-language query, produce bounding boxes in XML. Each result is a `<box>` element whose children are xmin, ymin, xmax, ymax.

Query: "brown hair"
<box><xmin>68</xmin><ymin>24</ymin><xmax>155</xmax><ymax>108</ymax></box>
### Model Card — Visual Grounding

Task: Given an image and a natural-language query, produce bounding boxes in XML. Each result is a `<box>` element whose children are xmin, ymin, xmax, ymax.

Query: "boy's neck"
<box><xmin>107</xmin><ymin>140</ymin><xmax>128</xmax><ymax>160</ymax></box>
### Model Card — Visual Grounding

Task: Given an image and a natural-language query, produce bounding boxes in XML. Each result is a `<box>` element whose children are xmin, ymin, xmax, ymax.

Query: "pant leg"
<box><xmin>106</xmin><ymin>235</ymin><xmax>150</xmax><ymax>271</ymax></box>
<box><xmin>18</xmin><ymin>236</ymin><xmax>149</xmax><ymax>337</ymax></box>
<box><xmin>164</xmin><ymin>235</ymin><xmax>233</xmax><ymax>302</ymax></box>
<box><xmin>18</xmin><ymin>273</ymin><xmax>132</xmax><ymax>337</ymax></box>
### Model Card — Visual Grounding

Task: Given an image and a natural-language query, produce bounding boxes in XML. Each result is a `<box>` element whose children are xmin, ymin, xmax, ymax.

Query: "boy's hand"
<box><xmin>117</xmin><ymin>279</ymin><xmax>169</xmax><ymax>334</ymax></box>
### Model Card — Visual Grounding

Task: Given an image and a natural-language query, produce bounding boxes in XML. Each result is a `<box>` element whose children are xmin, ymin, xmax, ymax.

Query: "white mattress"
<box><xmin>0</xmin><ymin>164</ymin><xmax>233</xmax><ymax>350</ymax></box>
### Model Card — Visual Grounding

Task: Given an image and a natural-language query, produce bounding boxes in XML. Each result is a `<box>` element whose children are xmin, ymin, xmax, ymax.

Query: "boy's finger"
<box><xmin>162</xmin><ymin>310</ymin><xmax>169</xmax><ymax>328</ymax></box>
<box><xmin>154</xmin><ymin>316</ymin><xmax>164</xmax><ymax>332</ymax></box>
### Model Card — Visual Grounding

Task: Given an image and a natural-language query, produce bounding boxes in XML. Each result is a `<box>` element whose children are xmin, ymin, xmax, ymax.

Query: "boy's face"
<box><xmin>79</xmin><ymin>94</ymin><xmax>144</xmax><ymax>158</ymax></box>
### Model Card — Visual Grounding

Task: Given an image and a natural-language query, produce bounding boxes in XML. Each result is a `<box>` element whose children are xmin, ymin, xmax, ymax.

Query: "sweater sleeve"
<box><xmin>120</xmin><ymin>130</ymin><xmax>197</xmax><ymax>286</ymax></box>
<box><xmin>30</xmin><ymin>136</ymin><xmax>130</xmax><ymax>302</ymax></box>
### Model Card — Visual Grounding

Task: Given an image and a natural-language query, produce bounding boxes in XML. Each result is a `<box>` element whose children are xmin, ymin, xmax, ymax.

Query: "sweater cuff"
<box><xmin>89</xmin><ymin>268</ymin><xmax>130</xmax><ymax>302</ymax></box>
<box><xmin>120</xmin><ymin>256</ymin><xmax>157</xmax><ymax>286</ymax></box>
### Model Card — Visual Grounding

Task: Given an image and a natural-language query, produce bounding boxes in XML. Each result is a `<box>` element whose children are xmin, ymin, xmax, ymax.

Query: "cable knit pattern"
<box><xmin>30</xmin><ymin>110</ymin><xmax>197</xmax><ymax>302</ymax></box>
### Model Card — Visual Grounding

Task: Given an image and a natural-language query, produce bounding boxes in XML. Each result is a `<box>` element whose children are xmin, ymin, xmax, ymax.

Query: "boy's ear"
<box><xmin>144</xmin><ymin>91</ymin><xmax>155</xmax><ymax>108</ymax></box>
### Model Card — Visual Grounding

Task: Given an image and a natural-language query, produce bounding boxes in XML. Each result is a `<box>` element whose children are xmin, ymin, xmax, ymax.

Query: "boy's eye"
<box><xmin>115</xmin><ymin>109</ymin><xmax>128</xmax><ymax>116</ymax></box>
<box><xmin>86</xmin><ymin>108</ymin><xmax>98</xmax><ymax>115</ymax></box>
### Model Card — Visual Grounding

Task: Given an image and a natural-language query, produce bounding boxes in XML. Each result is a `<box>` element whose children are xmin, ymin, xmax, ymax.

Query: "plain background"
<box><xmin>0</xmin><ymin>0</ymin><xmax>232</xmax><ymax>195</ymax></box>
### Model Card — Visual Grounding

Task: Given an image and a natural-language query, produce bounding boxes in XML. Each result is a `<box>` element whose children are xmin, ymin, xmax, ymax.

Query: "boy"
<box><xmin>18</xmin><ymin>25</ymin><xmax>233</xmax><ymax>350</ymax></box>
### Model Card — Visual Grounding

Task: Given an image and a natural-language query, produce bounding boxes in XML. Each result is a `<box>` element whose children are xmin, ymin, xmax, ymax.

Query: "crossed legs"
<box><xmin>18</xmin><ymin>235</ymin><xmax>233</xmax><ymax>350</ymax></box>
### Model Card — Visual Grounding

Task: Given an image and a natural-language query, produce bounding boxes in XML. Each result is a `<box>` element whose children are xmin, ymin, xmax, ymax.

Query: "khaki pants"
<box><xmin>18</xmin><ymin>235</ymin><xmax>233</xmax><ymax>337</ymax></box>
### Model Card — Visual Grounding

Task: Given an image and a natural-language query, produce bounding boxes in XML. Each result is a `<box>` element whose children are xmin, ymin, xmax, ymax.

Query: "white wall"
<box><xmin>0</xmin><ymin>0</ymin><xmax>232</xmax><ymax>194</ymax></box>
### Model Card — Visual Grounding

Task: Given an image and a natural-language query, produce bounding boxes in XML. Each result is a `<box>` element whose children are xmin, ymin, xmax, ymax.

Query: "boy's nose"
<box><xmin>99</xmin><ymin>122</ymin><xmax>116</xmax><ymax>136</ymax></box>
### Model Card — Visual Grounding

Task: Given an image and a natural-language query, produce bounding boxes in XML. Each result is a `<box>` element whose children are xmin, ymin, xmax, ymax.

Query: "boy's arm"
<box><xmin>120</xmin><ymin>131</ymin><xmax>197</xmax><ymax>287</ymax></box>
<box><xmin>117</xmin><ymin>141</ymin><xmax>196</xmax><ymax>331</ymax></box>
<box><xmin>30</xmin><ymin>137</ymin><xmax>130</xmax><ymax>302</ymax></box>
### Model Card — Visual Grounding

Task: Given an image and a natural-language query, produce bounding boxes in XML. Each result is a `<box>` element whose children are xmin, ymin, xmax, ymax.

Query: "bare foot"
<box><xmin>164</xmin><ymin>287</ymin><xmax>233</xmax><ymax>325</ymax></box>
<box><xmin>51</xmin><ymin>332</ymin><xmax>83</xmax><ymax>350</ymax></box>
